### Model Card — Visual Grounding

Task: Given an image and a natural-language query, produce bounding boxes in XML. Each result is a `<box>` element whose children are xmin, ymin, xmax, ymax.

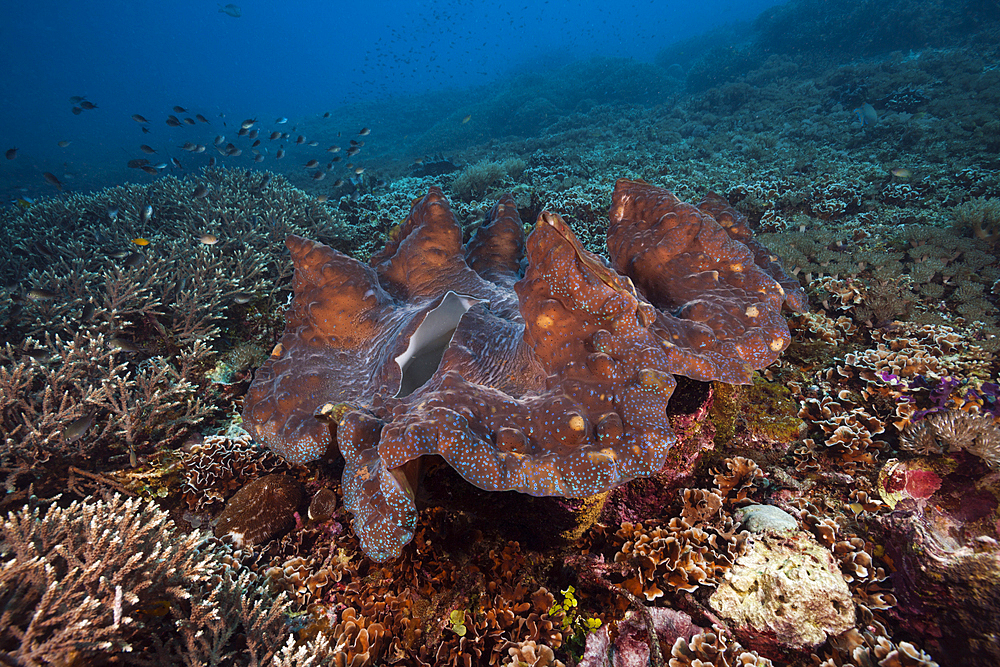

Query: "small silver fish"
<box><xmin>64</xmin><ymin>411</ymin><xmax>96</xmax><ymax>442</ymax></box>
<box><xmin>26</xmin><ymin>288</ymin><xmax>60</xmax><ymax>301</ymax></box>
<box><xmin>109</xmin><ymin>337</ymin><xmax>141</xmax><ymax>352</ymax></box>
<box><xmin>141</xmin><ymin>205</ymin><xmax>153</xmax><ymax>223</ymax></box>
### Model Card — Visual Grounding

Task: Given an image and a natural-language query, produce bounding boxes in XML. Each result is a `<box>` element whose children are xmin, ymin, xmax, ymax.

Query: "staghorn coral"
<box><xmin>243</xmin><ymin>181</ymin><xmax>806</xmax><ymax>560</ymax></box>
<box><xmin>0</xmin><ymin>493</ymin><xmax>291</xmax><ymax>666</ymax></box>
<box><xmin>0</xmin><ymin>330</ymin><xmax>211</xmax><ymax>488</ymax></box>
<box><xmin>0</xmin><ymin>167</ymin><xmax>341</xmax><ymax>499</ymax></box>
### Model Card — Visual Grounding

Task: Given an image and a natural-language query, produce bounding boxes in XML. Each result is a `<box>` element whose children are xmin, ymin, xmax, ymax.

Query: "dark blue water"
<box><xmin>1</xmin><ymin>0</ymin><xmax>782</xmax><ymax>198</ymax></box>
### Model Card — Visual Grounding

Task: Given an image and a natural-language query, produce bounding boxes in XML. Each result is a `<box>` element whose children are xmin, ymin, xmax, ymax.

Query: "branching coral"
<box><xmin>953</xmin><ymin>197</ymin><xmax>1000</xmax><ymax>246</ymax></box>
<box><xmin>0</xmin><ymin>168</ymin><xmax>343</xmax><ymax>497</ymax></box>
<box><xmin>0</xmin><ymin>331</ymin><xmax>211</xmax><ymax>485</ymax></box>
<box><xmin>451</xmin><ymin>158</ymin><xmax>527</xmax><ymax>200</ymax></box>
<box><xmin>0</xmin><ymin>493</ymin><xmax>291</xmax><ymax>666</ymax></box>
<box><xmin>899</xmin><ymin>410</ymin><xmax>1000</xmax><ymax>467</ymax></box>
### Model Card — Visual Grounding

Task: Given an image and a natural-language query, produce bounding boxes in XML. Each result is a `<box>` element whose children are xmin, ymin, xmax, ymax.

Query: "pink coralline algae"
<box><xmin>243</xmin><ymin>180</ymin><xmax>807</xmax><ymax>560</ymax></box>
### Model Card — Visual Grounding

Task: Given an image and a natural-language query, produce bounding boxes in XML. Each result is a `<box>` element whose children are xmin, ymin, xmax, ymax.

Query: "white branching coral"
<box><xmin>0</xmin><ymin>331</ymin><xmax>210</xmax><ymax>477</ymax></box>
<box><xmin>0</xmin><ymin>493</ymin><xmax>291</xmax><ymax>666</ymax></box>
<box><xmin>900</xmin><ymin>411</ymin><xmax>1000</xmax><ymax>467</ymax></box>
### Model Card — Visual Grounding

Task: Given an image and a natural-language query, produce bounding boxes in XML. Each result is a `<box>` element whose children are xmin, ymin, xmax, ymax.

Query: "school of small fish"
<box><xmin>4</xmin><ymin>74</ymin><xmax>373</xmax><ymax>200</ymax></box>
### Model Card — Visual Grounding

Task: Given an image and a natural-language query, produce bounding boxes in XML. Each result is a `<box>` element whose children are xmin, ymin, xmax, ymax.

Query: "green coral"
<box><xmin>711</xmin><ymin>374</ymin><xmax>805</xmax><ymax>446</ymax></box>
<box><xmin>548</xmin><ymin>586</ymin><xmax>602</xmax><ymax>659</ymax></box>
<box><xmin>447</xmin><ymin>609</ymin><xmax>467</xmax><ymax>637</ymax></box>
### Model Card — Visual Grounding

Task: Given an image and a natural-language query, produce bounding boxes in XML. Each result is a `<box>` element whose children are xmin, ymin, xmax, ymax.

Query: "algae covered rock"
<box><xmin>736</xmin><ymin>504</ymin><xmax>799</xmax><ymax>534</ymax></box>
<box><xmin>709</xmin><ymin>531</ymin><xmax>854</xmax><ymax>650</ymax></box>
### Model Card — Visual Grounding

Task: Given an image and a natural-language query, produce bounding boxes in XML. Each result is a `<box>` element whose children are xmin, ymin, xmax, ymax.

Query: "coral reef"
<box><xmin>899</xmin><ymin>410</ymin><xmax>1000</xmax><ymax>467</ymax></box>
<box><xmin>709</xmin><ymin>532</ymin><xmax>856</xmax><ymax>650</ymax></box>
<box><xmin>0</xmin><ymin>168</ymin><xmax>340</xmax><ymax>505</ymax></box>
<box><xmin>0</xmin><ymin>493</ymin><xmax>290</xmax><ymax>666</ymax></box>
<box><xmin>3</xmin><ymin>0</ymin><xmax>1000</xmax><ymax>661</ymax></box>
<box><xmin>243</xmin><ymin>181</ymin><xmax>805</xmax><ymax>560</ymax></box>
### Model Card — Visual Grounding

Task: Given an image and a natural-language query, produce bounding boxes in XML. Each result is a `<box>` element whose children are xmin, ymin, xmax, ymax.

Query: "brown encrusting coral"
<box><xmin>213</xmin><ymin>473</ymin><xmax>304</xmax><ymax>547</ymax></box>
